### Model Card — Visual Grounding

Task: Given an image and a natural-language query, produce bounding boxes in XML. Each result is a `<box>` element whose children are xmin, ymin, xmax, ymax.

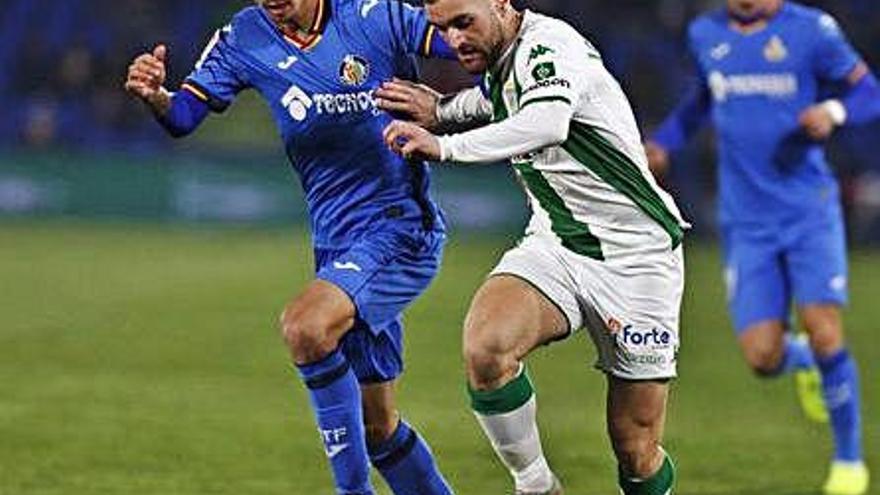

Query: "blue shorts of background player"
<box><xmin>722</xmin><ymin>207</ymin><xmax>848</xmax><ymax>334</ymax></box>
<box><xmin>315</xmin><ymin>227</ymin><xmax>446</xmax><ymax>384</ymax></box>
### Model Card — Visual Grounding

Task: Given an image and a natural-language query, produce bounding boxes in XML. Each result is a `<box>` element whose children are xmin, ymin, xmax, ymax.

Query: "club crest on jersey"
<box><xmin>763</xmin><ymin>35</ymin><xmax>788</xmax><ymax>63</ymax></box>
<box><xmin>532</xmin><ymin>61</ymin><xmax>557</xmax><ymax>82</ymax></box>
<box><xmin>339</xmin><ymin>55</ymin><xmax>370</xmax><ymax>86</ymax></box>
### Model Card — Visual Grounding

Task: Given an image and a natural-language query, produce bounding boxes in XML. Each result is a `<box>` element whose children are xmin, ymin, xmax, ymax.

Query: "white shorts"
<box><xmin>490</xmin><ymin>234</ymin><xmax>684</xmax><ymax>380</ymax></box>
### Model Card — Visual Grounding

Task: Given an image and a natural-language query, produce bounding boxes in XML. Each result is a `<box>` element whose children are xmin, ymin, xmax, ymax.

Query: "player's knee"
<box><xmin>364</xmin><ymin>414</ymin><xmax>398</xmax><ymax>446</ymax></box>
<box><xmin>743</xmin><ymin>345</ymin><xmax>784</xmax><ymax>376</ymax></box>
<box><xmin>614</xmin><ymin>436</ymin><xmax>661</xmax><ymax>479</ymax></box>
<box><xmin>279</xmin><ymin>305</ymin><xmax>338</xmax><ymax>363</ymax></box>
<box><xmin>804</xmin><ymin>323</ymin><xmax>844</xmax><ymax>358</ymax></box>
<box><xmin>463</xmin><ymin>340</ymin><xmax>515</xmax><ymax>388</ymax></box>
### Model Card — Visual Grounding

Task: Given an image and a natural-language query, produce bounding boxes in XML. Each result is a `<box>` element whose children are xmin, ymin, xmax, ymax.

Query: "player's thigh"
<box><xmin>606</xmin><ymin>376</ymin><xmax>669</xmax><ymax>472</ymax></box>
<box><xmin>280</xmin><ymin>279</ymin><xmax>357</xmax><ymax>362</ymax></box>
<box><xmin>464</xmin><ymin>274</ymin><xmax>570</xmax><ymax>359</ymax></box>
<box><xmin>786</xmin><ymin>212</ymin><xmax>848</xmax><ymax>310</ymax></box>
<box><xmin>721</xmin><ymin>226</ymin><xmax>789</xmax><ymax>333</ymax></box>
<box><xmin>465</xmin><ymin>236</ymin><xmax>576</xmax><ymax>356</ymax></box>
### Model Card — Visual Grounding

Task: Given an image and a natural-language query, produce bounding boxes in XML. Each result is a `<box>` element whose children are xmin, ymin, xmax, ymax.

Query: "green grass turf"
<box><xmin>0</xmin><ymin>221</ymin><xmax>876</xmax><ymax>495</ymax></box>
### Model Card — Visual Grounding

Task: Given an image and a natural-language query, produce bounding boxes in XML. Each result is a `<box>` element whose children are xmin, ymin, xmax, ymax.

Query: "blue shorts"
<box><xmin>721</xmin><ymin>211</ymin><xmax>848</xmax><ymax>334</ymax></box>
<box><xmin>315</xmin><ymin>227</ymin><xmax>445</xmax><ymax>383</ymax></box>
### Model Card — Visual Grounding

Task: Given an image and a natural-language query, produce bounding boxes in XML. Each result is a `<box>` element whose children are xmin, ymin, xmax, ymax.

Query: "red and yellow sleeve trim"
<box><xmin>181</xmin><ymin>82</ymin><xmax>209</xmax><ymax>102</ymax></box>
<box><xmin>420</xmin><ymin>24</ymin><xmax>436</xmax><ymax>57</ymax></box>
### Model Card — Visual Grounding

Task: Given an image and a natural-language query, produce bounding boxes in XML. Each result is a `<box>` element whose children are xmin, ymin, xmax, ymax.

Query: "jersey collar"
<box><xmin>282</xmin><ymin>0</ymin><xmax>330</xmax><ymax>50</ymax></box>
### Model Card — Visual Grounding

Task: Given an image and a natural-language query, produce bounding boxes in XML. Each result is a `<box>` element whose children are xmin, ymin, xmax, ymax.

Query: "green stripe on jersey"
<box><xmin>487</xmin><ymin>73</ymin><xmax>508</xmax><ymax>122</ymax></box>
<box><xmin>563</xmin><ymin>122</ymin><xmax>684</xmax><ymax>248</ymax></box>
<box><xmin>513</xmin><ymin>161</ymin><xmax>604</xmax><ymax>260</ymax></box>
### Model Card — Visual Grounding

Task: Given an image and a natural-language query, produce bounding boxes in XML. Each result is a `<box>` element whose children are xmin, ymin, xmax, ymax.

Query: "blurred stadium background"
<box><xmin>0</xmin><ymin>1</ymin><xmax>877</xmax><ymax>494</ymax></box>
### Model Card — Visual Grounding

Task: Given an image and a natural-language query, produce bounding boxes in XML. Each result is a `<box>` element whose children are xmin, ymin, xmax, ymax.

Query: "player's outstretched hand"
<box><xmin>124</xmin><ymin>44</ymin><xmax>172</xmax><ymax>115</ymax></box>
<box><xmin>383</xmin><ymin>120</ymin><xmax>441</xmax><ymax>161</ymax></box>
<box><xmin>644</xmin><ymin>140</ymin><xmax>670</xmax><ymax>177</ymax></box>
<box><xmin>375</xmin><ymin>78</ymin><xmax>440</xmax><ymax>130</ymax></box>
<box><xmin>799</xmin><ymin>104</ymin><xmax>836</xmax><ymax>141</ymax></box>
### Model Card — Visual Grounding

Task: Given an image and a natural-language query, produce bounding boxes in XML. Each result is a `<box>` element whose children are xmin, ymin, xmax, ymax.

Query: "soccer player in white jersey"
<box><xmin>377</xmin><ymin>0</ymin><xmax>689</xmax><ymax>493</ymax></box>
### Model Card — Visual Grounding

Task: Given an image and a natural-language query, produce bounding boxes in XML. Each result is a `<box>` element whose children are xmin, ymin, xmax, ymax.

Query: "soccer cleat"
<box><xmin>823</xmin><ymin>461</ymin><xmax>869</xmax><ymax>495</ymax></box>
<box><xmin>794</xmin><ymin>366</ymin><xmax>829</xmax><ymax>423</ymax></box>
<box><xmin>514</xmin><ymin>475</ymin><xmax>563</xmax><ymax>495</ymax></box>
<box><xmin>793</xmin><ymin>335</ymin><xmax>829</xmax><ymax>423</ymax></box>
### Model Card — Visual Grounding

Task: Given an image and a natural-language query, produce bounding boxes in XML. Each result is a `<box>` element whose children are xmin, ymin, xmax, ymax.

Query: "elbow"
<box><xmin>539</xmin><ymin>115</ymin><xmax>570</xmax><ymax>147</ymax></box>
<box><xmin>525</xmin><ymin>101</ymin><xmax>572</xmax><ymax>147</ymax></box>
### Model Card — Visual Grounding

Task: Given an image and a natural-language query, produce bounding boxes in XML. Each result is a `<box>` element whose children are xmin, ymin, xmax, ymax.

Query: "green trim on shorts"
<box><xmin>618</xmin><ymin>453</ymin><xmax>675</xmax><ymax>495</ymax></box>
<box><xmin>468</xmin><ymin>366</ymin><xmax>534</xmax><ymax>415</ymax></box>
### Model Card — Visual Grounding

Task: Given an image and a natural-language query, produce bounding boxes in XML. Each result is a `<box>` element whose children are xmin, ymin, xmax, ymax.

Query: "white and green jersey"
<box><xmin>438</xmin><ymin>10</ymin><xmax>688</xmax><ymax>262</ymax></box>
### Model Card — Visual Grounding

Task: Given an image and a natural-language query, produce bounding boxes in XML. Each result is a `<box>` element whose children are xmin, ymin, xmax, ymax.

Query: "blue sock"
<box><xmin>297</xmin><ymin>350</ymin><xmax>373</xmax><ymax>495</ymax></box>
<box><xmin>369</xmin><ymin>420</ymin><xmax>453</xmax><ymax>495</ymax></box>
<box><xmin>817</xmin><ymin>349</ymin><xmax>863</xmax><ymax>462</ymax></box>
<box><xmin>772</xmin><ymin>333</ymin><xmax>817</xmax><ymax>375</ymax></box>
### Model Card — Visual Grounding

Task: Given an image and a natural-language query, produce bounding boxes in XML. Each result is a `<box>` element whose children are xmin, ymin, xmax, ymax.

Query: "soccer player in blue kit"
<box><xmin>645</xmin><ymin>0</ymin><xmax>880</xmax><ymax>493</ymax></box>
<box><xmin>124</xmin><ymin>1</ymin><xmax>456</xmax><ymax>494</ymax></box>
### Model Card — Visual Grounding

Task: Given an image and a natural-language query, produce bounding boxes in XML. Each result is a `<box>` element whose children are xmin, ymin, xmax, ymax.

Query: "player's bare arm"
<box><xmin>124</xmin><ymin>44</ymin><xmax>172</xmax><ymax>115</ymax></box>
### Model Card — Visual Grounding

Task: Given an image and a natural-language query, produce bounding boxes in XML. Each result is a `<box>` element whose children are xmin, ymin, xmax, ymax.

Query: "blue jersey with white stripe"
<box><xmin>687</xmin><ymin>2</ymin><xmax>861</xmax><ymax>225</ymax></box>
<box><xmin>183</xmin><ymin>0</ymin><xmax>445</xmax><ymax>248</ymax></box>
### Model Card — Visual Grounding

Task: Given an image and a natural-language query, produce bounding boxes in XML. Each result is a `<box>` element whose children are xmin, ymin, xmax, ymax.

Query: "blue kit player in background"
<box><xmin>124</xmin><ymin>0</ymin><xmax>456</xmax><ymax>494</ymax></box>
<box><xmin>645</xmin><ymin>0</ymin><xmax>880</xmax><ymax>494</ymax></box>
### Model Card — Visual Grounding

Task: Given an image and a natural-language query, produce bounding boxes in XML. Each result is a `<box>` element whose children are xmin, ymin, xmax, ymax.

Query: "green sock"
<box><xmin>618</xmin><ymin>453</ymin><xmax>675</xmax><ymax>495</ymax></box>
<box><xmin>468</xmin><ymin>366</ymin><xmax>534</xmax><ymax>415</ymax></box>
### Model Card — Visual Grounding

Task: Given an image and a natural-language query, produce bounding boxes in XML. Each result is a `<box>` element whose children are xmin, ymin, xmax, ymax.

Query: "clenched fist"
<box><xmin>124</xmin><ymin>44</ymin><xmax>172</xmax><ymax>115</ymax></box>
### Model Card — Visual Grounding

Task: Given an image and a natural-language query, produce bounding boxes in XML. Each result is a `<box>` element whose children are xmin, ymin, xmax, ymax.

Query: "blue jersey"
<box><xmin>183</xmin><ymin>0</ymin><xmax>446</xmax><ymax>248</ymax></box>
<box><xmin>686</xmin><ymin>3</ymin><xmax>861</xmax><ymax>226</ymax></box>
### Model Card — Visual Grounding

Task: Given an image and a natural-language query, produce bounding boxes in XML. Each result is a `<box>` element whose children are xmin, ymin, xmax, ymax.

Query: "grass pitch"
<box><xmin>0</xmin><ymin>222</ymin><xmax>876</xmax><ymax>494</ymax></box>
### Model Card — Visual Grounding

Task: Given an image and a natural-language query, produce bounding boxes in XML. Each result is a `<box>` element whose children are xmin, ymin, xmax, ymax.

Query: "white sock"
<box><xmin>475</xmin><ymin>394</ymin><xmax>555</xmax><ymax>492</ymax></box>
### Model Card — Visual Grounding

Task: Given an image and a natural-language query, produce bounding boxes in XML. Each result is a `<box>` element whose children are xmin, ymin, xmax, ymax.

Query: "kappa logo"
<box><xmin>333</xmin><ymin>261</ymin><xmax>363</xmax><ymax>272</ymax></box>
<box><xmin>528</xmin><ymin>44</ymin><xmax>555</xmax><ymax>63</ymax></box>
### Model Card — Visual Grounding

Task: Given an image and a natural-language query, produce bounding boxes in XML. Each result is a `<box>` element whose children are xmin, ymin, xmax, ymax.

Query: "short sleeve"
<box><xmin>183</xmin><ymin>24</ymin><xmax>249</xmax><ymax>113</ymax></box>
<box><xmin>514</xmin><ymin>32</ymin><xmax>581</xmax><ymax>110</ymax></box>
<box><xmin>812</xmin><ymin>12</ymin><xmax>861</xmax><ymax>82</ymax></box>
<box><xmin>359</xmin><ymin>0</ymin><xmax>434</xmax><ymax>57</ymax></box>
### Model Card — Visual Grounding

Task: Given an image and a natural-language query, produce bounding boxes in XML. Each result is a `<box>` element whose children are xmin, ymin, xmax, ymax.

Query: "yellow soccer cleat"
<box><xmin>823</xmin><ymin>461</ymin><xmax>870</xmax><ymax>495</ymax></box>
<box><xmin>794</xmin><ymin>366</ymin><xmax>829</xmax><ymax>423</ymax></box>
